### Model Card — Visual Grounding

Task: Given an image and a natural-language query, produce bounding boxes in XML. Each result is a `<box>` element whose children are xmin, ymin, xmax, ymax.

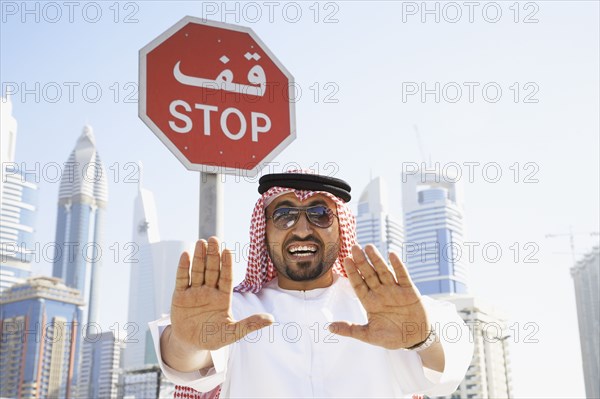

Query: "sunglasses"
<box><xmin>266</xmin><ymin>205</ymin><xmax>338</xmax><ymax>230</ymax></box>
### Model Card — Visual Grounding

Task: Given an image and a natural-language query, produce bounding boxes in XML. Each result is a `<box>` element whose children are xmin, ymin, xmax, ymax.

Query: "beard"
<box><xmin>284</xmin><ymin>260</ymin><xmax>326</xmax><ymax>281</ymax></box>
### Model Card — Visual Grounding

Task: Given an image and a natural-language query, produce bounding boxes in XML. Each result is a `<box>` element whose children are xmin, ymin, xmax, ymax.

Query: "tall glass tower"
<box><xmin>0</xmin><ymin>95</ymin><xmax>38</xmax><ymax>292</ymax></box>
<box><xmin>356</xmin><ymin>177</ymin><xmax>403</xmax><ymax>259</ymax></box>
<box><xmin>52</xmin><ymin>125</ymin><xmax>108</xmax><ymax>326</ymax></box>
<box><xmin>77</xmin><ymin>331</ymin><xmax>123</xmax><ymax>399</ymax></box>
<box><xmin>402</xmin><ymin>169</ymin><xmax>468</xmax><ymax>295</ymax></box>
<box><xmin>571</xmin><ymin>246</ymin><xmax>599</xmax><ymax>399</ymax></box>
<box><xmin>123</xmin><ymin>167</ymin><xmax>189</xmax><ymax>369</ymax></box>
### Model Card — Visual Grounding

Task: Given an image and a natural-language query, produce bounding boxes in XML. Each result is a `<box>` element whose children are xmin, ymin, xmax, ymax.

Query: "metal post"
<box><xmin>199</xmin><ymin>172</ymin><xmax>224</xmax><ymax>239</ymax></box>
<box><xmin>155</xmin><ymin>366</ymin><xmax>161</xmax><ymax>399</ymax></box>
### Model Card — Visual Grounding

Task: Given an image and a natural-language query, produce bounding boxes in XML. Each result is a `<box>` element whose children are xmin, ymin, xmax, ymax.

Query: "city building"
<box><xmin>355</xmin><ymin>176</ymin><xmax>403</xmax><ymax>258</ymax></box>
<box><xmin>570</xmin><ymin>246</ymin><xmax>599</xmax><ymax>399</ymax></box>
<box><xmin>0</xmin><ymin>276</ymin><xmax>84</xmax><ymax>398</ymax></box>
<box><xmin>123</xmin><ymin>173</ymin><xmax>189</xmax><ymax>369</ymax></box>
<box><xmin>438</xmin><ymin>295</ymin><xmax>513</xmax><ymax>398</ymax></box>
<box><xmin>77</xmin><ymin>330</ymin><xmax>123</xmax><ymax>399</ymax></box>
<box><xmin>402</xmin><ymin>168</ymin><xmax>469</xmax><ymax>295</ymax></box>
<box><xmin>51</xmin><ymin>125</ymin><xmax>108</xmax><ymax>327</ymax></box>
<box><xmin>118</xmin><ymin>365</ymin><xmax>175</xmax><ymax>399</ymax></box>
<box><xmin>0</xmin><ymin>95</ymin><xmax>38</xmax><ymax>292</ymax></box>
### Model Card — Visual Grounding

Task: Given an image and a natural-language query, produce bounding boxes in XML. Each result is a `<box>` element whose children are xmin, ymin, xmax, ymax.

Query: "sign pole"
<box><xmin>199</xmin><ymin>172</ymin><xmax>223</xmax><ymax>239</ymax></box>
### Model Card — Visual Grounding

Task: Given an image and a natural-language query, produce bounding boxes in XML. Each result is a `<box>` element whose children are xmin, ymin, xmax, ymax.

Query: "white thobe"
<box><xmin>150</xmin><ymin>275</ymin><xmax>473</xmax><ymax>398</ymax></box>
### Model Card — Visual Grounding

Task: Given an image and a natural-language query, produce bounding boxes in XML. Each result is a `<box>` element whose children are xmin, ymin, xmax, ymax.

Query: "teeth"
<box><xmin>289</xmin><ymin>245</ymin><xmax>317</xmax><ymax>254</ymax></box>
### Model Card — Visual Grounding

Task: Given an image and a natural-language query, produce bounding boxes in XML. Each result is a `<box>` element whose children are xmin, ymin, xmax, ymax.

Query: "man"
<box><xmin>150</xmin><ymin>172</ymin><xmax>473</xmax><ymax>398</ymax></box>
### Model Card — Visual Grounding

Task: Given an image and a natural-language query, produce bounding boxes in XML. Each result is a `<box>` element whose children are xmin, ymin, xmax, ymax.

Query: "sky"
<box><xmin>1</xmin><ymin>1</ymin><xmax>599</xmax><ymax>397</ymax></box>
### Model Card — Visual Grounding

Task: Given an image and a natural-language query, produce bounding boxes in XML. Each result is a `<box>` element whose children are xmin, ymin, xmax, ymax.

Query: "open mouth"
<box><xmin>287</xmin><ymin>244</ymin><xmax>318</xmax><ymax>258</ymax></box>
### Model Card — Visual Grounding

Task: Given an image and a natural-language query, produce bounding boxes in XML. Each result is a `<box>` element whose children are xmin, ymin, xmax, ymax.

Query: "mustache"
<box><xmin>284</xmin><ymin>235</ymin><xmax>323</xmax><ymax>247</ymax></box>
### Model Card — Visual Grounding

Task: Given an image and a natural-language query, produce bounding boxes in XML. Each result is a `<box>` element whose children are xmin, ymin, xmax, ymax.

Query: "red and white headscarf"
<box><xmin>234</xmin><ymin>184</ymin><xmax>357</xmax><ymax>293</ymax></box>
<box><xmin>174</xmin><ymin>174</ymin><xmax>357</xmax><ymax>398</ymax></box>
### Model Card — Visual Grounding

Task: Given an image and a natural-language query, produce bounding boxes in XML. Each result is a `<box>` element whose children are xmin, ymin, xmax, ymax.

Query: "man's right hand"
<box><xmin>161</xmin><ymin>237</ymin><xmax>273</xmax><ymax>372</ymax></box>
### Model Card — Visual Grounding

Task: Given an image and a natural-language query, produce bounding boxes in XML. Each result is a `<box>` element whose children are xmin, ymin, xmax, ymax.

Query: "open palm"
<box><xmin>170</xmin><ymin>237</ymin><xmax>273</xmax><ymax>351</ymax></box>
<box><xmin>329</xmin><ymin>244</ymin><xmax>430</xmax><ymax>349</ymax></box>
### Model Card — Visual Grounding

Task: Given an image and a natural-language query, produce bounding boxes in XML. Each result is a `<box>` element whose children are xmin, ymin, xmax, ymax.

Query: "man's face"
<box><xmin>265</xmin><ymin>193</ymin><xmax>341</xmax><ymax>286</ymax></box>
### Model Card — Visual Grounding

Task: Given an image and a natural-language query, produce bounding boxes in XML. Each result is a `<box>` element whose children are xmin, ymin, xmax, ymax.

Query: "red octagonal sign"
<box><xmin>139</xmin><ymin>16</ymin><xmax>296</xmax><ymax>176</ymax></box>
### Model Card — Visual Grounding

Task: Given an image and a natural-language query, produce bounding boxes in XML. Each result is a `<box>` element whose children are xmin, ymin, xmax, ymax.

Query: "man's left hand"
<box><xmin>329</xmin><ymin>244</ymin><xmax>430</xmax><ymax>349</ymax></box>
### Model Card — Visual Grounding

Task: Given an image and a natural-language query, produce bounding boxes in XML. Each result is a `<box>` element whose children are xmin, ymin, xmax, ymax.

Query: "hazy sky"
<box><xmin>2</xmin><ymin>1</ymin><xmax>599</xmax><ymax>397</ymax></box>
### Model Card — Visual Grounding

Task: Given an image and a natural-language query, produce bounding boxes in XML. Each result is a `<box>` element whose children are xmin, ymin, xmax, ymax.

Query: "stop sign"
<box><xmin>139</xmin><ymin>16</ymin><xmax>296</xmax><ymax>176</ymax></box>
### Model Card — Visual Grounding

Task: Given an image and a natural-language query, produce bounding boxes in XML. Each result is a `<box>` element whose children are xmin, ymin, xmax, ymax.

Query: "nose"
<box><xmin>292</xmin><ymin>210</ymin><xmax>314</xmax><ymax>237</ymax></box>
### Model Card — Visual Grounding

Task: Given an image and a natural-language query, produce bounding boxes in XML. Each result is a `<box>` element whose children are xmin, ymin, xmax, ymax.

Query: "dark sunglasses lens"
<box><xmin>271</xmin><ymin>206</ymin><xmax>334</xmax><ymax>229</ymax></box>
<box><xmin>307</xmin><ymin>206</ymin><xmax>333</xmax><ymax>227</ymax></box>
<box><xmin>272</xmin><ymin>208</ymin><xmax>299</xmax><ymax>229</ymax></box>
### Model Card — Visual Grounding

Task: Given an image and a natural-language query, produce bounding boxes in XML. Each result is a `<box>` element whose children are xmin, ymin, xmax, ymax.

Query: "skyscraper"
<box><xmin>118</xmin><ymin>365</ymin><xmax>175</xmax><ymax>399</ymax></box>
<box><xmin>355</xmin><ymin>176</ymin><xmax>403</xmax><ymax>258</ymax></box>
<box><xmin>77</xmin><ymin>331</ymin><xmax>123</xmax><ymax>399</ymax></box>
<box><xmin>52</xmin><ymin>125</ymin><xmax>108</xmax><ymax>326</ymax></box>
<box><xmin>0</xmin><ymin>276</ymin><xmax>84</xmax><ymax>398</ymax></box>
<box><xmin>123</xmin><ymin>172</ymin><xmax>189</xmax><ymax>369</ymax></box>
<box><xmin>438</xmin><ymin>295</ymin><xmax>513</xmax><ymax>398</ymax></box>
<box><xmin>570</xmin><ymin>246</ymin><xmax>599</xmax><ymax>399</ymax></box>
<box><xmin>402</xmin><ymin>169</ymin><xmax>468</xmax><ymax>295</ymax></box>
<box><xmin>0</xmin><ymin>95</ymin><xmax>38</xmax><ymax>291</ymax></box>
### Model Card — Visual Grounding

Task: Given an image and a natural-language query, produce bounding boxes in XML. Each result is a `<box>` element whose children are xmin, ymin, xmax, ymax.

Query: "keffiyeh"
<box><xmin>234</xmin><ymin>184</ymin><xmax>357</xmax><ymax>293</ymax></box>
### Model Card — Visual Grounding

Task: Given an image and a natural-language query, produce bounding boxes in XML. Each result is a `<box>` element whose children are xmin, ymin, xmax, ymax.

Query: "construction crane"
<box><xmin>413</xmin><ymin>125</ymin><xmax>426</xmax><ymax>164</ymax></box>
<box><xmin>545</xmin><ymin>226</ymin><xmax>599</xmax><ymax>264</ymax></box>
<box><xmin>413</xmin><ymin>124</ymin><xmax>434</xmax><ymax>167</ymax></box>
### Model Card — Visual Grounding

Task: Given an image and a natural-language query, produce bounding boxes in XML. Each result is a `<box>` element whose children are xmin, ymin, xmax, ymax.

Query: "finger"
<box><xmin>218</xmin><ymin>248</ymin><xmax>233</xmax><ymax>293</ymax></box>
<box><xmin>351</xmin><ymin>245</ymin><xmax>381</xmax><ymax>288</ymax></box>
<box><xmin>328</xmin><ymin>321</ymin><xmax>368</xmax><ymax>342</ymax></box>
<box><xmin>343</xmin><ymin>257</ymin><xmax>369</xmax><ymax>299</ymax></box>
<box><xmin>364</xmin><ymin>245</ymin><xmax>396</xmax><ymax>285</ymax></box>
<box><xmin>204</xmin><ymin>237</ymin><xmax>221</xmax><ymax>288</ymax></box>
<box><xmin>389</xmin><ymin>251</ymin><xmax>415</xmax><ymax>289</ymax></box>
<box><xmin>190</xmin><ymin>240</ymin><xmax>207</xmax><ymax>287</ymax></box>
<box><xmin>175</xmin><ymin>252</ymin><xmax>191</xmax><ymax>291</ymax></box>
<box><xmin>227</xmin><ymin>314</ymin><xmax>274</xmax><ymax>345</ymax></box>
